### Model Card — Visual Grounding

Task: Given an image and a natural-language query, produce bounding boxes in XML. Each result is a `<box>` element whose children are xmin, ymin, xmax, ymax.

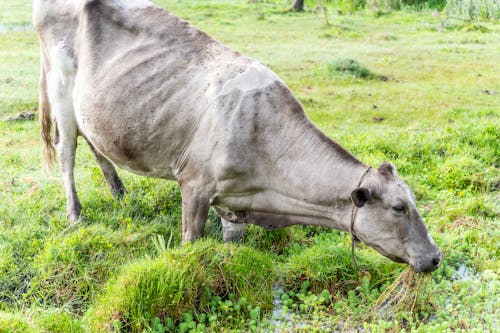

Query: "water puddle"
<box><xmin>269</xmin><ymin>285</ymin><xmax>345</xmax><ymax>332</ymax></box>
<box><xmin>269</xmin><ymin>265</ymin><xmax>478</xmax><ymax>331</ymax></box>
<box><xmin>0</xmin><ymin>25</ymin><xmax>33</xmax><ymax>33</ymax></box>
<box><xmin>445</xmin><ymin>263</ymin><xmax>477</xmax><ymax>308</ymax></box>
<box><xmin>452</xmin><ymin>263</ymin><xmax>476</xmax><ymax>281</ymax></box>
<box><xmin>269</xmin><ymin>285</ymin><xmax>296</xmax><ymax>331</ymax></box>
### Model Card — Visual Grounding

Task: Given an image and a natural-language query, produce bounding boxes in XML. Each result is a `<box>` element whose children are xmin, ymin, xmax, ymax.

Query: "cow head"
<box><xmin>350</xmin><ymin>162</ymin><xmax>443</xmax><ymax>273</ymax></box>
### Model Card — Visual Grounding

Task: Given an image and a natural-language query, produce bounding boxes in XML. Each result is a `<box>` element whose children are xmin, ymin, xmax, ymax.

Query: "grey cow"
<box><xmin>33</xmin><ymin>0</ymin><xmax>442</xmax><ymax>273</ymax></box>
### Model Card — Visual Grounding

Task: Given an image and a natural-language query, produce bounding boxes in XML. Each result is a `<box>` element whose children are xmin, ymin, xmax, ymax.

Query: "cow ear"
<box><xmin>378</xmin><ymin>162</ymin><xmax>397</xmax><ymax>179</ymax></box>
<box><xmin>351</xmin><ymin>187</ymin><xmax>371</xmax><ymax>208</ymax></box>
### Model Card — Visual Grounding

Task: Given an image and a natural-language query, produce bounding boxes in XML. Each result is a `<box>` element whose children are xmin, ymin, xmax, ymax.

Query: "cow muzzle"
<box><xmin>411</xmin><ymin>250</ymin><xmax>443</xmax><ymax>273</ymax></box>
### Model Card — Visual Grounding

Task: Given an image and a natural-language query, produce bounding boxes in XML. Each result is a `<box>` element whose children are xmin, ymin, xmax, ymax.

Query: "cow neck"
<box><xmin>269</xmin><ymin>123</ymin><xmax>370</xmax><ymax>232</ymax></box>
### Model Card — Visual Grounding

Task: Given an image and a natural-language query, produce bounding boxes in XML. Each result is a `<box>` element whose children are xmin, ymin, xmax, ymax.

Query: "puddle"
<box><xmin>0</xmin><ymin>25</ymin><xmax>33</xmax><ymax>33</ymax></box>
<box><xmin>268</xmin><ymin>285</ymin><xmax>346</xmax><ymax>332</ymax></box>
<box><xmin>452</xmin><ymin>263</ymin><xmax>476</xmax><ymax>281</ymax></box>
<box><xmin>445</xmin><ymin>263</ymin><xmax>478</xmax><ymax>307</ymax></box>
<box><xmin>268</xmin><ymin>285</ymin><xmax>297</xmax><ymax>331</ymax></box>
<box><xmin>268</xmin><ymin>265</ymin><xmax>484</xmax><ymax>331</ymax></box>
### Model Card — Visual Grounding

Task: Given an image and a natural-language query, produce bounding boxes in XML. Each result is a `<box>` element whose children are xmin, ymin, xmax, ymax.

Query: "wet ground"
<box><xmin>0</xmin><ymin>24</ymin><xmax>33</xmax><ymax>32</ymax></box>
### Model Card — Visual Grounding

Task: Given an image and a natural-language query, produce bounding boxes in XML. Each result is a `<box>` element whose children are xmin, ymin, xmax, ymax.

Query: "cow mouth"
<box><xmin>368</xmin><ymin>243</ymin><xmax>407</xmax><ymax>264</ymax></box>
<box><xmin>379</xmin><ymin>250</ymin><xmax>406</xmax><ymax>264</ymax></box>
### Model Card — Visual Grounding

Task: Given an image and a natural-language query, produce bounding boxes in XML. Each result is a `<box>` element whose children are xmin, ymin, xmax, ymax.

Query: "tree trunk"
<box><xmin>293</xmin><ymin>0</ymin><xmax>304</xmax><ymax>11</ymax></box>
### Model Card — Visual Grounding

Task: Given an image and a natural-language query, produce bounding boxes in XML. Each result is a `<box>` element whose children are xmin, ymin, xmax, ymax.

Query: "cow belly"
<box><xmin>75</xmin><ymin>104</ymin><xmax>182</xmax><ymax>179</ymax></box>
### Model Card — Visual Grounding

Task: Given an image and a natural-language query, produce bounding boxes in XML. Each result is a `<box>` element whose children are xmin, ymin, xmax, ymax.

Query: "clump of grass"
<box><xmin>281</xmin><ymin>233</ymin><xmax>398</xmax><ymax>295</ymax></box>
<box><xmin>28</xmin><ymin>225</ymin><xmax>132</xmax><ymax>312</ymax></box>
<box><xmin>364</xmin><ymin>267</ymin><xmax>433</xmax><ymax>321</ymax></box>
<box><xmin>242</xmin><ymin>225</ymin><xmax>294</xmax><ymax>254</ymax></box>
<box><xmin>326</xmin><ymin>58</ymin><xmax>385</xmax><ymax>80</ymax></box>
<box><xmin>85</xmin><ymin>240</ymin><xmax>276</xmax><ymax>332</ymax></box>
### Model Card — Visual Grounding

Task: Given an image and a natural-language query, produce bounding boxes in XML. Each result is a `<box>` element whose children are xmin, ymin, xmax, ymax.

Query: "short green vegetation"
<box><xmin>0</xmin><ymin>0</ymin><xmax>498</xmax><ymax>332</ymax></box>
<box><xmin>326</xmin><ymin>58</ymin><xmax>384</xmax><ymax>80</ymax></box>
<box><xmin>87</xmin><ymin>240</ymin><xmax>276</xmax><ymax>332</ymax></box>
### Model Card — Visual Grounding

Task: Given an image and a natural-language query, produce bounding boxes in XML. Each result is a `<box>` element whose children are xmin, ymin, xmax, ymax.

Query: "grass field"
<box><xmin>0</xmin><ymin>0</ymin><xmax>499</xmax><ymax>332</ymax></box>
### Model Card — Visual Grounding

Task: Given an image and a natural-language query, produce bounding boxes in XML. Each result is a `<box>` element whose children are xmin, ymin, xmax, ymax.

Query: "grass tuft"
<box><xmin>281</xmin><ymin>233</ymin><xmax>399</xmax><ymax>295</ymax></box>
<box><xmin>28</xmin><ymin>225</ymin><xmax>120</xmax><ymax>312</ymax></box>
<box><xmin>85</xmin><ymin>240</ymin><xmax>277</xmax><ymax>332</ymax></box>
<box><xmin>326</xmin><ymin>58</ymin><xmax>385</xmax><ymax>80</ymax></box>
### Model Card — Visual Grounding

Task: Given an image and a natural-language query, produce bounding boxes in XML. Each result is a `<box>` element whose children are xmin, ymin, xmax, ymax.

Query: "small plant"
<box><xmin>151</xmin><ymin>232</ymin><xmax>174</xmax><ymax>254</ymax></box>
<box><xmin>326</xmin><ymin>58</ymin><xmax>385</xmax><ymax>80</ymax></box>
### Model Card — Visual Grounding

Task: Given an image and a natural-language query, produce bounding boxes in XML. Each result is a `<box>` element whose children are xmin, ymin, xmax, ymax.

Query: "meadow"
<box><xmin>0</xmin><ymin>0</ymin><xmax>499</xmax><ymax>332</ymax></box>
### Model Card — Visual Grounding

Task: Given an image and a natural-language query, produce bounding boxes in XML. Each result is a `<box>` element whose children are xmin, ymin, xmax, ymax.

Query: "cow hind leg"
<box><xmin>47</xmin><ymin>44</ymin><xmax>82</xmax><ymax>223</ymax></box>
<box><xmin>53</xmin><ymin>117</ymin><xmax>81</xmax><ymax>223</ymax></box>
<box><xmin>86</xmin><ymin>139</ymin><xmax>126</xmax><ymax>198</ymax></box>
<box><xmin>222</xmin><ymin>219</ymin><xmax>245</xmax><ymax>242</ymax></box>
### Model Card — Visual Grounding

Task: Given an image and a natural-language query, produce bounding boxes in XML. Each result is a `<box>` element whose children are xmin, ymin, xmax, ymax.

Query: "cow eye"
<box><xmin>392</xmin><ymin>206</ymin><xmax>405</xmax><ymax>214</ymax></box>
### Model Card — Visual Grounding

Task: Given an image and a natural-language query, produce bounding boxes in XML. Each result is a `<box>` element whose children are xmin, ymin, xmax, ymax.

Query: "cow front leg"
<box><xmin>86</xmin><ymin>139</ymin><xmax>126</xmax><ymax>198</ymax></box>
<box><xmin>180</xmin><ymin>185</ymin><xmax>210</xmax><ymax>243</ymax></box>
<box><xmin>222</xmin><ymin>219</ymin><xmax>245</xmax><ymax>242</ymax></box>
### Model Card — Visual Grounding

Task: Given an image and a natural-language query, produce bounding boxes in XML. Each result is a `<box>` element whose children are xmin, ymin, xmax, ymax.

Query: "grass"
<box><xmin>86</xmin><ymin>240</ymin><xmax>277</xmax><ymax>332</ymax></box>
<box><xmin>325</xmin><ymin>58</ymin><xmax>385</xmax><ymax>80</ymax></box>
<box><xmin>365</xmin><ymin>268</ymin><xmax>432</xmax><ymax>321</ymax></box>
<box><xmin>0</xmin><ymin>0</ymin><xmax>499</xmax><ymax>332</ymax></box>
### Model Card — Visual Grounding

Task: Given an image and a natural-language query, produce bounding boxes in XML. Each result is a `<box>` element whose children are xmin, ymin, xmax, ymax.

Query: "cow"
<box><xmin>33</xmin><ymin>0</ymin><xmax>442</xmax><ymax>273</ymax></box>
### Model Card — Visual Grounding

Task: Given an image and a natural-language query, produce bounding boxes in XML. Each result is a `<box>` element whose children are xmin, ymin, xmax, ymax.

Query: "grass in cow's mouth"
<box><xmin>364</xmin><ymin>267</ymin><xmax>433</xmax><ymax>321</ymax></box>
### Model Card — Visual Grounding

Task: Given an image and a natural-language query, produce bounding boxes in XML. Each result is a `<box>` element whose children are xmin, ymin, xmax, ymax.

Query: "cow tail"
<box><xmin>39</xmin><ymin>59</ymin><xmax>56</xmax><ymax>168</ymax></box>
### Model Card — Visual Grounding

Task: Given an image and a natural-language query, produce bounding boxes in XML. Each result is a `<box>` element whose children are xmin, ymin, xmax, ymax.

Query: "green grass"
<box><xmin>0</xmin><ymin>0</ymin><xmax>499</xmax><ymax>332</ymax></box>
<box><xmin>86</xmin><ymin>240</ymin><xmax>276</xmax><ymax>332</ymax></box>
<box><xmin>325</xmin><ymin>58</ymin><xmax>384</xmax><ymax>80</ymax></box>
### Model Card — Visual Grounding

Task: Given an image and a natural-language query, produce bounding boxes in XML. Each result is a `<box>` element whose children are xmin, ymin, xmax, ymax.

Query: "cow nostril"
<box><xmin>432</xmin><ymin>257</ymin><xmax>440</xmax><ymax>267</ymax></box>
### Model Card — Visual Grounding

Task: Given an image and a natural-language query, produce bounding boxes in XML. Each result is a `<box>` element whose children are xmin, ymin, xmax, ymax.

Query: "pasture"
<box><xmin>0</xmin><ymin>0</ymin><xmax>499</xmax><ymax>331</ymax></box>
